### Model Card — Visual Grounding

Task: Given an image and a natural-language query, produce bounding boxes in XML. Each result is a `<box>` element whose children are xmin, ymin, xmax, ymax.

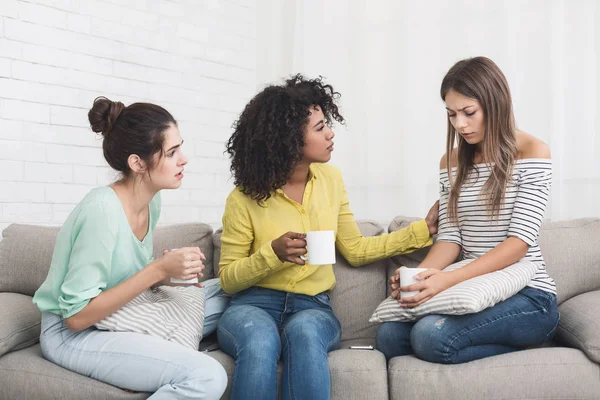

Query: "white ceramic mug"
<box><xmin>399</xmin><ymin>266</ymin><xmax>427</xmax><ymax>299</ymax></box>
<box><xmin>168</xmin><ymin>248</ymin><xmax>199</xmax><ymax>284</ymax></box>
<box><xmin>300</xmin><ymin>230</ymin><xmax>336</xmax><ymax>265</ymax></box>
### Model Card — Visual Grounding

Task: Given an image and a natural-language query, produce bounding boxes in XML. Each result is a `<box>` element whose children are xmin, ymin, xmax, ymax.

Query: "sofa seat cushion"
<box><xmin>0</xmin><ymin>293</ymin><xmax>41</xmax><ymax>357</ymax></box>
<box><xmin>0</xmin><ymin>344</ymin><xmax>150</xmax><ymax>399</ymax></box>
<box><xmin>207</xmin><ymin>347</ymin><xmax>389</xmax><ymax>400</ymax></box>
<box><xmin>556</xmin><ymin>290</ymin><xmax>600</xmax><ymax>363</ymax></box>
<box><xmin>387</xmin><ymin>347</ymin><xmax>600</xmax><ymax>400</ymax></box>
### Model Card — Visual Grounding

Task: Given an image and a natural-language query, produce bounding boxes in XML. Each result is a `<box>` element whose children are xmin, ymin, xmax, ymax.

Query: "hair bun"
<box><xmin>88</xmin><ymin>96</ymin><xmax>125</xmax><ymax>137</ymax></box>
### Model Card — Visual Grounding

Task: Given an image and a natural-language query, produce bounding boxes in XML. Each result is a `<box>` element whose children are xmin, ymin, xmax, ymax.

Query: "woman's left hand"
<box><xmin>398</xmin><ymin>268</ymin><xmax>454</xmax><ymax>308</ymax></box>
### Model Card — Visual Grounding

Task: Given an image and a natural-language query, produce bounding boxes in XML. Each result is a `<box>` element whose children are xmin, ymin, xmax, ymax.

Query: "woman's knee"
<box><xmin>410</xmin><ymin>315</ymin><xmax>453</xmax><ymax>363</ymax></box>
<box><xmin>218</xmin><ymin>305</ymin><xmax>281</xmax><ymax>357</ymax></box>
<box><xmin>186</xmin><ymin>358</ymin><xmax>228</xmax><ymax>399</ymax></box>
<box><xmin>282</xmin><ymin>310</ymin><xmax>340</xmax><ymax>350</ymax></box>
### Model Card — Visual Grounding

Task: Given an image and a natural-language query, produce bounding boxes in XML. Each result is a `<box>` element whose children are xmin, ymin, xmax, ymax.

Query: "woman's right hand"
<box><xmin>271</xmin><ymin>232</ymin><xmax>307</xmax><ymax>265</ymax></box>
<box><xmin>157</xmin><ymin>247</ymin><xmax>205</xmax><ymax>280</ymax></box>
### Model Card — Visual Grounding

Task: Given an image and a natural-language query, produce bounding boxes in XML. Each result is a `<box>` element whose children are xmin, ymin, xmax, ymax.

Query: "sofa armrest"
<box><xmin>555</xmin><ymin>290</ymin><xmax>600</xmax><ymax>363</ymax></box>
<box><xmin>0</xmin><ymin>293</ymin><xmax>41</xmax><ymax>357</ymax></box>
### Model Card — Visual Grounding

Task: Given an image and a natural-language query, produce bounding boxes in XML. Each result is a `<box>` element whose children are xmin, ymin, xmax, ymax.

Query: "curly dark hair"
<box><xmin>226</xmin><ymin>74</ymin><xmax>345</xmax><ymax>203</ymax></box>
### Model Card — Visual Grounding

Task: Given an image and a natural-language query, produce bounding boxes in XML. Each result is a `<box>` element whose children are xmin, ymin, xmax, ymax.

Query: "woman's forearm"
<box><xmin>418</xmin><ymin>241</ymin><xmax>462</xmax><ymax>270</ymax></box>
<box><xmin>65</xmin><ymin>259</ymin><xmax>166</xmax><ymax>332</ymax></box>
<box><xmin>447</xmin><ymin>237</ymin><xmax>529</xmax><ymax>284</ymax></box>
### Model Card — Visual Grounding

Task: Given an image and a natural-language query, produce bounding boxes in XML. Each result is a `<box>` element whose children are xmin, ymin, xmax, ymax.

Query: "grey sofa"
<box><xmin>1</xmin><ymin>217</ymin><xmax>599</xmax><ymax>399</ymax></box>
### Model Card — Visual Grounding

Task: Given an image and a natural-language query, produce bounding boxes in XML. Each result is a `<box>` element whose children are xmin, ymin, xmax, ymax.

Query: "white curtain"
<box><xmin>256</xmin><ymin>0</ymin><xmax>600</xmax><ymax>224</ymax></box>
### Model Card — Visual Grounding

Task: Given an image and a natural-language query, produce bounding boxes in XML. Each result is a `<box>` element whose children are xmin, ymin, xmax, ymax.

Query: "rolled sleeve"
<box><xmin>58</xmin><ymin>205</ymin><xmax>116</xmax><ymax>318</ymax></box>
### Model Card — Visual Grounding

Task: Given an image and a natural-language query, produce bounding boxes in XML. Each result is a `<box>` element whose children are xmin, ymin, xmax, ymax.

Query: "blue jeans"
<box><xmin>376</xmin><ymin>286</ymin><xmax>559</xmax><ymax>364</ymax></box>
<box><xmin>217</xmin><ymin>287</ymin><xmax>342</xmax><ymax>400</ymax></box>
<box><xmin>39</xmin><ymin>279</ymin><xmax>230</xmax><ymax>399</ymax></box>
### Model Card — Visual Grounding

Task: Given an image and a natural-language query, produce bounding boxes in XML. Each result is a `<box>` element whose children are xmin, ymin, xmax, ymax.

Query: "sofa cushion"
<box><xmin>555</xmin><ymin>290</ymin><xmax>600</xmax><ymax>363</ymax></box>
<box><xmin>94</xmin><ymin>285</ymin><xmax>206</xmax><ymax>350</ymax></box>
<box><xmin>0</xmin><ymin>223</ymin><xmax>216</xmax><ymax>296</ymax></box>
<box><xmin>327</xmin><ymin>220</ymin><xmax>389</xmax><ymax>342</ymax></box>
<box><xmin>207</xmin><ymin>348</ymin><xmax>388</xmax><ymax>400</ymax></box>
<box><xmin>0</xmin><ymin>224</ymin><xmax>59</xmax><ymax>296</ymax></box>
<box><xmin>537</xmin><ymin>218</ymin><xmax>600</xmax><ymax>304</ymax></box>
<box><xmin>0</xmin><ymin>293</ymin><xmax>41</xmax><ymax>357</ymax></box>
<box><xmin>387</xmin><ymin>347</ymin><xmax>600</xmax><ymax>400</ymax></box>
<box><xmin>0</xmin><ymin>344</ymin><xmax>150</xmax><ymax>399</ymax></box>
<box><xmin>370</xmin><ymin>259</ymin><xmax>538</xmax><ymax>322</ymax></box>
<box><xmin>388</xmin><ymin>216</ymin><xmax>600</xmax><ymax>305</ymax></box>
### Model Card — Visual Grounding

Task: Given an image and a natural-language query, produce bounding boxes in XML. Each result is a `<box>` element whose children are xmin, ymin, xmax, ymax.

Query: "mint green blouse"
<box><xmin>33</xmin><ymin>187</ymin><xmax>161</xmax><ymax>318</ymax></box>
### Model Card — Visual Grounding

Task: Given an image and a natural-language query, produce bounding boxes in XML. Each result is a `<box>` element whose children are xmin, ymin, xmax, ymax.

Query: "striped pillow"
<box><xmin>369</xmin><ymin>260</ymin><xmax>538</xmax><ymax>323</ymax></box>
<box><xmin>95</xmin><ymin>285</ymin><xmax>205</xmax><ymax>350</ymax></box>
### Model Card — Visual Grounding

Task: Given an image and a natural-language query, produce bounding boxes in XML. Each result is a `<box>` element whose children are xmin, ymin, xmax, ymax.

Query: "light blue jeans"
<box><xmin>376</xmin><ymin>286</ymin><xmax>559</xmax><ymax>364</ymax></box>
<box><xmin>40</xmin><ymin>279</ymin><xmax>230</xmax><ymax>399</ymax></box>
<box><xmin>217</xmin><ymin>286</ymin><xmax>342</xmax><ymax>400</ymax></box>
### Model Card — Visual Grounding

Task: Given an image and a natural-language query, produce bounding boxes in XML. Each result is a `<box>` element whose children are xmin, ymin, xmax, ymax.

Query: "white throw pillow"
<box><xmin>95</xmin><ymin>285</ymin><xmax>205</xmax><ymax>350</ymax></box>
<box><xmin>369</xmin><ymin>259</ymin><xmax>539</xmax><ymax>323</ymax></box>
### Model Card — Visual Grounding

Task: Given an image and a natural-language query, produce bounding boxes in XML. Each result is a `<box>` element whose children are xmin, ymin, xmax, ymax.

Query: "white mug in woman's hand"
<box><xmin>299</xmin><ymin>230</ymin><xmax>336</xmax><ymax>265</ymax></box>
<box><xmin>168</xmin><ymin>248</ymin><xmax>199</xmax><ymax>284</ymax></box>
<box><xmin>399</xmin><ymin>267</ymin><xmax>427</xmax><ymax>299</ymax></box>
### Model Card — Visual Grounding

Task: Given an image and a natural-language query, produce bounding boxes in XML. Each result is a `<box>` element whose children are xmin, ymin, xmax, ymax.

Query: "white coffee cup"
<box><xmin>399</xmin><ymin>266</ymin><xmax>427</xmax><ymax>299</ymax></box>
<box><xmin>168</xmin><ymin>248</ymin><xmax>199</xmax><ymax>284</ymax></box>
<box><xmin>300</xmin><ymin>230</ymin><xmax>336</xmax><ymax>265</ymax></box>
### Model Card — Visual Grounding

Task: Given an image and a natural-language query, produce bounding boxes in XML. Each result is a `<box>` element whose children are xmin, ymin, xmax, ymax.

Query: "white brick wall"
<box><xmin>0</xmin><ymin>0</ymin><xmax>257</xmax><ymax>234</ymax></box>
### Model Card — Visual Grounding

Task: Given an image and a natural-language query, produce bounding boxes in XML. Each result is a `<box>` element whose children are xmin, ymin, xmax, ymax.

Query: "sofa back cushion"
<box><xmin>388</xmin><ymin>216</ymin><xmax>600</xmax><ymax>305</ymax></box>
<box><xmin>212</xmin><ymin>220</ymin><xmax>389</xmax><ymax>343</ymax></box>
<box><xmin>0</xmin><ymin>223</ymin><xmax>216</xmax><ymax>297</ymax></box>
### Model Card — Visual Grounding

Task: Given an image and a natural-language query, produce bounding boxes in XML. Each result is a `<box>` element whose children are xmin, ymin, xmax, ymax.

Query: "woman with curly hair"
<box><xmin>217</xmin><ymin>74</ymin><xmax>438</xmax><ymax>399</ymax></box>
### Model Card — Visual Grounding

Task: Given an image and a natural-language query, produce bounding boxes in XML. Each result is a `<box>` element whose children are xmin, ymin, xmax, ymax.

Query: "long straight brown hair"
<box><xmin>441</xmin><ymin>57</ymin><xmax>517</xmax><ymax>222</ymax></box>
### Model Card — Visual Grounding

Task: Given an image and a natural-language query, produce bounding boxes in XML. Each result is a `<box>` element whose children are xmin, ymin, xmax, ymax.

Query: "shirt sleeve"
<box><xmin>436</xmin><ymin>170</ymin><xmax>463</xmax><ymax>246</ymax></box>
<box><xmin>507</xmin><ymin>162</ymin><xmax>552</xmax><ymax>246</ymax></box>
<box><xmin>58</xmin><ymin>202</ymin><xmax>118</xmax><ymax>318</ymax></box>
<box><xmin>218</xmin><ymin>192</ymin><xmax>285</xmax><ymax>294</ymax></box>
<box><xmin>334</xmin><ymin>171</ymin><xmax>432</xmax><ymax>267</ymax></box>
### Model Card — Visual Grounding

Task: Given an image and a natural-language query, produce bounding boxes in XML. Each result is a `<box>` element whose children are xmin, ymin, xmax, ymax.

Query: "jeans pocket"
<box><xmin>312</xmin><ymin>292</ymin><xmax>331</xmax><ymax>308</ymax></box>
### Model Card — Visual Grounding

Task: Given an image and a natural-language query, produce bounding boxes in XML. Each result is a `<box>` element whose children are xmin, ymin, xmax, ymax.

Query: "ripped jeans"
<box><xmin>217</xmin><ymin>286</ymin><xmax>341</xmax><ymax>400</ymax></box>
<box><xmin>376</xmin><ymin>286</ymin><xmax>559</xmax><ymax>364</ymax></box>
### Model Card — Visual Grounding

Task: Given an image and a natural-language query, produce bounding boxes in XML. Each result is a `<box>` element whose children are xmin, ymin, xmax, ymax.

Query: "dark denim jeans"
<box><xmin>376</xmin><ymin>286</ymin><xmax>559</xmax><ymax>364</ymax></box>
<box><xmin>217</xmin><ymin>287</ymin><xmax>341</xmax><ymax>400</ymax></box>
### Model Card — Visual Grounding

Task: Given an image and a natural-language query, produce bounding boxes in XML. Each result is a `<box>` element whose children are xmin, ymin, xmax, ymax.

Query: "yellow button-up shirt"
<box><xmin>219</xmin><ymin>163</ymin><xmax>433</xmax><ymax>295</ymax></box>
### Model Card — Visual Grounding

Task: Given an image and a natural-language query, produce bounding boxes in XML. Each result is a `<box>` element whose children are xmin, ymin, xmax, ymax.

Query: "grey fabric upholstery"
<box><xmin>330</xmin><ymin>220</ymin><xmax>389</xmax><ymax>343</ymax></box>
<box><xmin>0</xmin><ymin>224</ymin><xmax>60</xmax><ymax>296</ymax></box>
<box><xmin>388</xmin><ymin>348</ymin><xmax>600</xmax><ymax>400</ymax></box>
<box><xmin>555</xmin><ymin>290</ymin><xmax>600</xmax><ymax>363</ymax></box>
<box><xmin>537</xmin><ymin>218</ymin><xmax>600</xmax><ymax>304</ymax></box>
<box><xmin>0</xmin><ymin>344</ymin><xmax>150</xmax><ymax>400</ymax></box>
<box><xmin>0</xmin><ymin>293</ymin><xmax>41</xmax><ymax>357</ymax></box>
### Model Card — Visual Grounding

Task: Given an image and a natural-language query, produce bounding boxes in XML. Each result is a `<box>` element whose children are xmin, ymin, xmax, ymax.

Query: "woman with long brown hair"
<box><xmin>376</xmin><ymin>57</ymin><xmax>559</xmax><ymax>364</ymax></box>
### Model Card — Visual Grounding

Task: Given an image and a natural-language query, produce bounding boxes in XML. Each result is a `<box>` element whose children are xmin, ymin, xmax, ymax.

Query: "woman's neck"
<box><xmin>111</xmin><ymin>178</ymin><xmax>156</xmax><ymax>217</ymax></box>
<box><xmin>287</xmin><ymin>162</ymin><xmax>310</xmax><ymax>186</ymax></box>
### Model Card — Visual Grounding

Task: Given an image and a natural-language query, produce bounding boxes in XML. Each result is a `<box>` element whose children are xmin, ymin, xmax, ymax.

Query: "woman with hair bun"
<box><xmin>33</xmin><ymin>97</ymin><xmax>227</xmax><ymax>399</ymax></box>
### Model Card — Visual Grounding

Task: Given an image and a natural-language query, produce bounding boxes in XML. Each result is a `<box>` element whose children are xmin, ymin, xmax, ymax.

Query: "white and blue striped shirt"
<box><xmin>438</xmin><ymin>158</ymin><xmax>556</xmax><ymax>294</ymax></box>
